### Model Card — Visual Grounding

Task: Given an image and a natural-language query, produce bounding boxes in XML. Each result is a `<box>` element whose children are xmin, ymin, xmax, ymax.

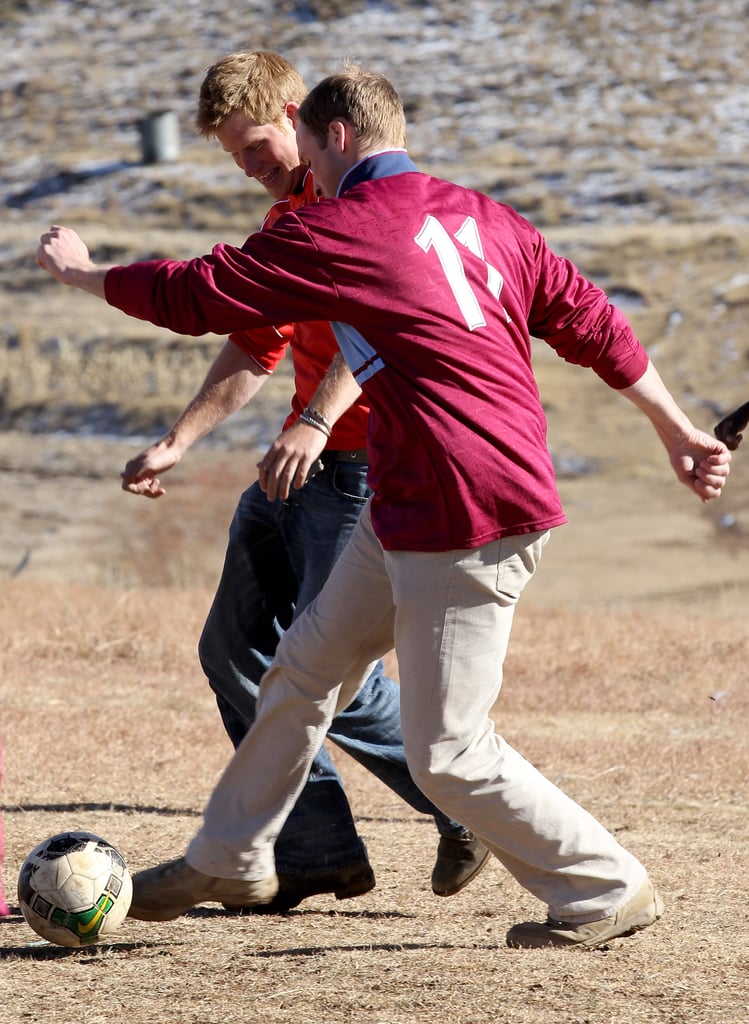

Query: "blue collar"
<box><xmin>337</xmin><ymin>150</ymin><xmax>419</xmax><ymax>197</ymax></box>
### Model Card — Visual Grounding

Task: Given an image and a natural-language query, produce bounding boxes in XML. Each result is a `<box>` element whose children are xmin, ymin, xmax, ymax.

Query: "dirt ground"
<box><xmin>1</xmin><ymin>578</ymin><xmax>748</xmax><ymax>1024</ymax></box>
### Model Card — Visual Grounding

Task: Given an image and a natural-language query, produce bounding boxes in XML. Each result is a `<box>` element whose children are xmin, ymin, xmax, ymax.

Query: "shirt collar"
<box><xmin>336</xmin><ymin>149</ymin><xmax>418</xmax><ymax>197</ymax></box>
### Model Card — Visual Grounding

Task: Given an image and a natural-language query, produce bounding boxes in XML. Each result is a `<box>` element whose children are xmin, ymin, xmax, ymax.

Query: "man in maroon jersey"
<box><xmin>37</xmin><ymin>65</ymin><xmax>730</xmax><ymax>948</ymax></box>
<box><xmin>119</xmin><ymin>50</ymin><xmax>488</xmax><ymax>913</ymax></box>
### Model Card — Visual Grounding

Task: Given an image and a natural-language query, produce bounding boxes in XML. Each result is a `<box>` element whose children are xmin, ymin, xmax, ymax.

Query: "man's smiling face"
<box><xmin>215</xmin><ymin>106</ymin><xmax>304</xmax><ymax>200</ymax></box>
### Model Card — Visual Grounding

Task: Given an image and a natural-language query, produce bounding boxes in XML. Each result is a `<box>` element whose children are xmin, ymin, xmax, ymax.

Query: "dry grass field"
<box><xmin>1</xmin><ymin>431</ymin><xmax>748</xmax><ymax>1024</ymax></box>
<box><xmin>1</xmin><ymin>564</ymin><xmax>748</xmax><ymax>1024</ymax></box>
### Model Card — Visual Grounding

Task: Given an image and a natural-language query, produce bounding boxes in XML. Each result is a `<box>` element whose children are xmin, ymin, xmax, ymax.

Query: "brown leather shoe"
<box><xmin>128</xmin><ymin>857</ymin><xmax>279</xmax><ymax>921</ymax></box>
<box><xmin>431</xmin><ymin>833</ymin><xmax>491</xmax><ymax>896</ymax></box>
<box><xmin>224</xmin><ymin>861</ymin><xmax>376</xmax><ymax>914</ymax></box>
<box><xmin>506</xmin><ymin>877</ymin><xmax>665</xmax><ymax>949</ymax></box>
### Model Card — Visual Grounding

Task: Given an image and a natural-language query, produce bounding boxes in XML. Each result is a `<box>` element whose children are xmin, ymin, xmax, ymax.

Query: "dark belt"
<box><xmin>306</xmin><ymin>448</ymin><xmax>368</xmax><ymax>482</ymax></box>
<box><xmin>321</xmin><ymin>448</ymin><xmax>368</xmax><ymax>465</ymax></box>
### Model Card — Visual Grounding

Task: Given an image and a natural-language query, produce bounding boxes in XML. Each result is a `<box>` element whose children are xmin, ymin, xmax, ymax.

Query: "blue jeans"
<box><xmin>198</xmin><ymin>460</ymin><xmax>468</xmax><ymax>875</ymax></box>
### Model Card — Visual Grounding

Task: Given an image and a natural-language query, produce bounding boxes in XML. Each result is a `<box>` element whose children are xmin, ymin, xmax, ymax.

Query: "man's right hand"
<box><xmin>257</xmin><ymin>420</ymin><xmax>329</xmax><ymax>502</ymax></box>
<box><xmin>121</xmin><ymin>440</ymin><xmax>180</xmax><ymax>498</ymax></box>
<box><xmin>36</xmin><ymin>225</ymin><xmax>110</xmax><ymax>296</ymax></box>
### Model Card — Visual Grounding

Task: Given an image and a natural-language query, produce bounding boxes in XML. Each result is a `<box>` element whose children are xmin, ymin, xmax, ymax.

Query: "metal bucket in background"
<box><xmin>139</xmin><ymin>110</ymin><xmax>180</xmax><ymax>164</ymax></box>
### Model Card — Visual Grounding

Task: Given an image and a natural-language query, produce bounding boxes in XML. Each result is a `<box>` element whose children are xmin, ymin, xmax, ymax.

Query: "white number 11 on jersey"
<box><xmin>414</xmin><ymin>214</ymin><xmax>512</xmax><ymax>330</ymax></box>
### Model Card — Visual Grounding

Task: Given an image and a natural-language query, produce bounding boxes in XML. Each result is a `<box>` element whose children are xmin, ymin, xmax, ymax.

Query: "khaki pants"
<box><xmin>188</xmin><ymin>501</ymin><xmax>646</xmax><ymax>922</ymax></box>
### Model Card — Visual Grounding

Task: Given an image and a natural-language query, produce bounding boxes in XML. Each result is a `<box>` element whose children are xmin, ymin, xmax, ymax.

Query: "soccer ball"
<box><xmin>17</xmin><ymin>831</ymin><xmax>133</xmax><ymax>947</ymax></box>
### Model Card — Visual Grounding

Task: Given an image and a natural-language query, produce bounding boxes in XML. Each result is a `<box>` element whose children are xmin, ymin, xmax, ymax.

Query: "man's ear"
<box><xmin>329</xmin><ymin>119</ymin><xmax>348</xmax><ymax>152</ymax></box>
<box><xmin>284</xmin><ymin>102</ymin><xmax>300</xmax><ymax>129</ymax></box>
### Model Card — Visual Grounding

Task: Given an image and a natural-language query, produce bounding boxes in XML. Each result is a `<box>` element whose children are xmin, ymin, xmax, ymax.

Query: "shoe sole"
<box><xmin>334</xmin><ymin>871</ymin><xmax>376</xmax><ymax>900</ymax></box>
<box><xmin>609</xmin><ymin>890</ymin><xmax>666</xmax><ymax>941</ymax></box>
<box><xmin>432</xmin><ymin>847</ymin><xmax>492</xmax><ymax>897</ymax></box>
<box><xmin>132</xmin><ymin>892</ymin><xmax>280</xmax><ymax>925</ymax></box>
<box><xmin>573</xmin><ymin>896</ymin><xmax>665</xmax><ymax>948</ymax></box>
<box><xmin>130</xmin><ymin>889</ymin><xmax>279</xmax><ymax>922</ymax></box>
<box><xmin>129</xmin><ymin>873</ymin><xmax>279</xmax><ymax>922</ymax></box>
<box><xmin>506</xmin><ymin>890</ymin><xmax>665</xmax><ymax>949</ymax></box>
<box><xmin>224</xmin><ymin>867</ymin><xmax>376</xmax><ymax>915</ymax></box>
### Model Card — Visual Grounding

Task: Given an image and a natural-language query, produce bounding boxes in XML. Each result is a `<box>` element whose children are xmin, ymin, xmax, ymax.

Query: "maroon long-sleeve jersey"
<box><xmin>105</xmin><ymin>152</ymin><xmax>648</xmax><ymax>552</ymax></box>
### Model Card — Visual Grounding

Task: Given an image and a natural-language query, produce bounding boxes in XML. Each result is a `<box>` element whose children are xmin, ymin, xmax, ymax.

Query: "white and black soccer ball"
<box><xmin>17</xmin><ymin>830</ymin><xmax>132</xmax><ymax>947</ymax></box>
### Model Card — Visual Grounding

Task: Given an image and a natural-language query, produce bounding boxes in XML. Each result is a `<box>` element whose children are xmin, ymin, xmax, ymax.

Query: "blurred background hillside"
<box><xmin>1</xmin><ymin>0</ymin><xmax>748</xmax><ymax>593</ymax></box>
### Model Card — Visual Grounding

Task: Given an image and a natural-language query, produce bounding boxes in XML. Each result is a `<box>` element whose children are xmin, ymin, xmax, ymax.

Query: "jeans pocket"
<box><xmin>330</xmin><ymin>463</ymin><xmax>371</xmax><ymax>503</ymax></box>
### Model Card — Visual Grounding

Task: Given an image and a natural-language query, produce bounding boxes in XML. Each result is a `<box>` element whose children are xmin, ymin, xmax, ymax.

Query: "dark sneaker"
<box><xmin>506</xmin><ymin>878</ymin><xmax>665</xmax><ymax>949</ymax></box>
<box><xmin>224</xmin><ymin>861</ymin><xmax>376</xmax><ymax>914</ymax></box>
<box><xmin>431</xmin><ymin>833</ymin><xmax>491</xmax><ymax>896</ymax></box>
<box><xmin>128</xmin><ymin>856</ymin><xmax>279</xmax><ymax>921</ymax></box>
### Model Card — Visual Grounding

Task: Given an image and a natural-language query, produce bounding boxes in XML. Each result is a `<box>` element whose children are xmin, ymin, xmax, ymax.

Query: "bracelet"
<box><xmin>298</xmin><ymin>412</ymin><xmax>331</xmax><ymax>438</ymax></box>
<box><xmin>301</xmin><ymin>406</ymin><xmax>333</xmax><ymax>436</ymax></box>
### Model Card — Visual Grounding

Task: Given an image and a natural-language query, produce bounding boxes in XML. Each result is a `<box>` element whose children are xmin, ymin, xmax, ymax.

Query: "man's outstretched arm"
<box><xmin>38</xmin><ymin>227</ymin><xmax>279</xmax><ymax>497</ymax></box>
<box><xmin>36</xmin><ymin>225</ymin><xmax>359</xmax><ymax>502</ymax></box>
<box><xmin>121</xmin><ymin>341</ymin><xmax>269</xmax><ymax>498</ymax></box>
<box><xmin>620</xmin><ymin>361</ymin><xmax>731</xmax><ymax>503</ymax></box>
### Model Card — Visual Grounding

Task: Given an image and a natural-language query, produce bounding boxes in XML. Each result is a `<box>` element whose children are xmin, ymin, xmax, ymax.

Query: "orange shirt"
<box><xmin>229</xmin><ymin>170</ymin><xmax>370</xmax><ymax>451</ymax></box>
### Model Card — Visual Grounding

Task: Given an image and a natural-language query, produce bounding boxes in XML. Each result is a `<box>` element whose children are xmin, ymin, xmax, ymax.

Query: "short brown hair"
<box><xmin>196</xmin><ymin>51</ymin><xmax>307</xmax><ymax>136</ymax></box>
<box><xmin>298</xmin><ymin>63</ymin><xmax>406</xmax><ymax>151</ymax></box>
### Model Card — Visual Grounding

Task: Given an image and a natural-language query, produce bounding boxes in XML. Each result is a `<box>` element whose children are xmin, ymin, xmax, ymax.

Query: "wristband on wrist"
<box><xmin>301</xmin><ymin>406</ymin><xmax>333</xmax><ymax>437</ymax></box>
<box><xmin>298</xmin><ymin>410</ymin><xmax>331</xmax><ymax>438</ymax></box>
